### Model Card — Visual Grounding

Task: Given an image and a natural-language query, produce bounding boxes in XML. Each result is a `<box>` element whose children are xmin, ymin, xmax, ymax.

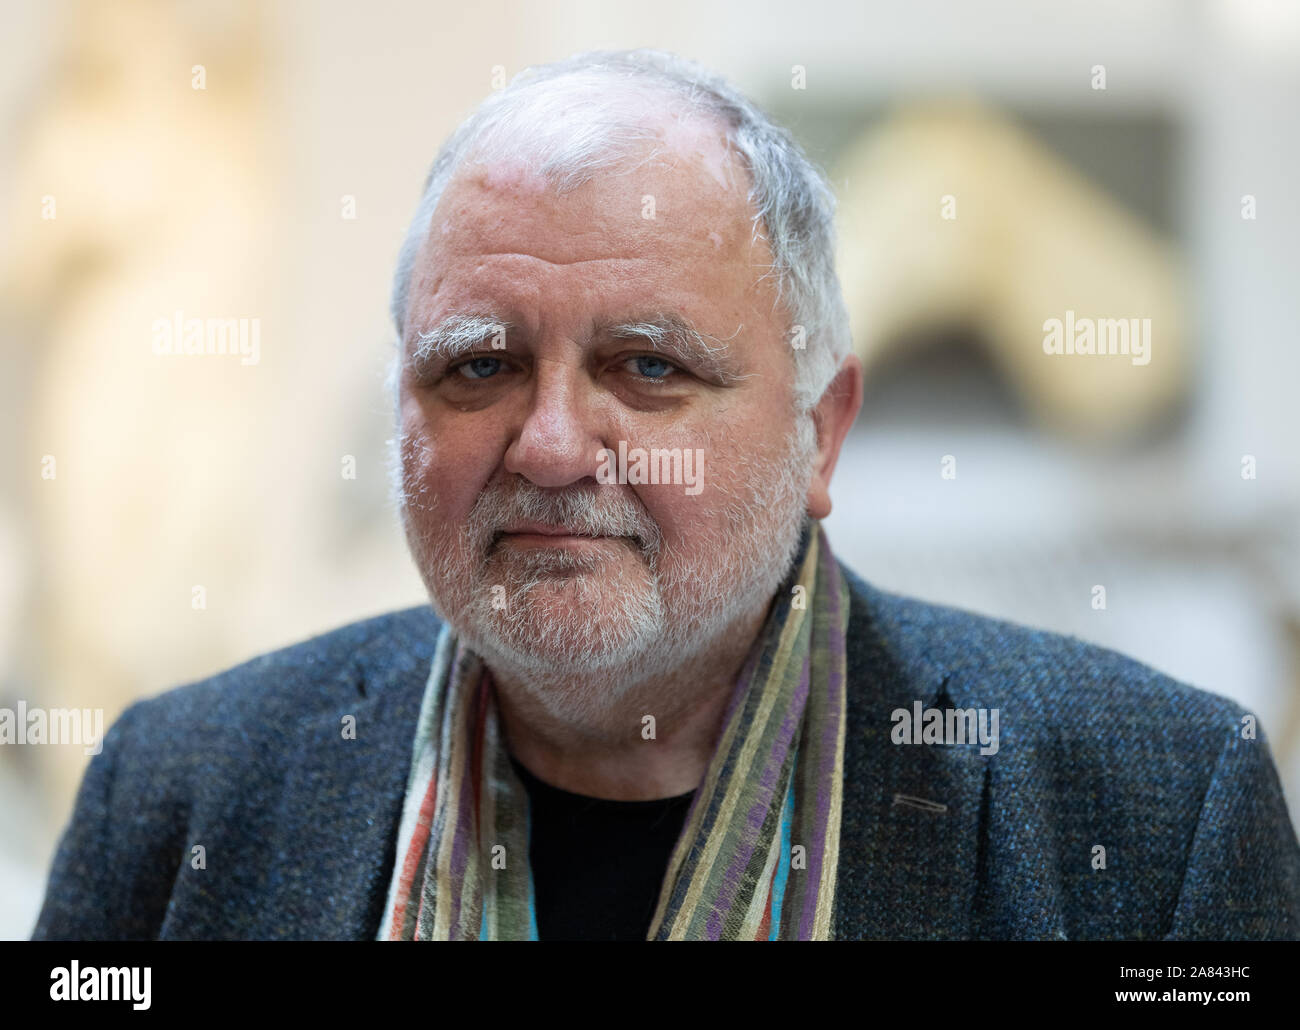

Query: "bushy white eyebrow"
<box><xmin>412</xmin><ymin>315</ymin><xmax>513</xmax><ymax>364</ymax></box>
<box><xmin>607</xmin><ymin>316</ymin><xmax>748</xmax><ymax>385</ymax></box>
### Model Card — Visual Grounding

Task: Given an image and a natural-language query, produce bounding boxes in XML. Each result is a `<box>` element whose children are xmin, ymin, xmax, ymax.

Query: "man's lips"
<box><xmin>493</xmin><ymin>522</ymin><xmax>636</xmax><ymax>550</ymax></box>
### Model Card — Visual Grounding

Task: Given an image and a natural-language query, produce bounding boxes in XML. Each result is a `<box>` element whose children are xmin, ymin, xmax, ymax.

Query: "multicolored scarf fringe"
<box><xmin>378</xmin><ymin>519</ymin><xmax>850</xmax><ymax>940</ymax></box>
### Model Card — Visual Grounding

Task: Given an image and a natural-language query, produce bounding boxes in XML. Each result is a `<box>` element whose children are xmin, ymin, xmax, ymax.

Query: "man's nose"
<box><xmin>502</xmin><ymin>358</ymin><xmax>604</xmax><ymax>488</ymax></box>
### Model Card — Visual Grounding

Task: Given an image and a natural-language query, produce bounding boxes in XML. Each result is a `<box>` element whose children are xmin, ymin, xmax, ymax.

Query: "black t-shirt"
<box><xmin>509</xmin><ymin>754</ymin><xmax>695</xmax><ymax>941</ymax></box>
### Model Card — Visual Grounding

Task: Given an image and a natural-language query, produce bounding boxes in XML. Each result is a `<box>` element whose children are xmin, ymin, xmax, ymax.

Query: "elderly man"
<box><xmin>34</xmin><ymin>49</ymin><xmax>1300</xmax><ymax>941</ymax></box>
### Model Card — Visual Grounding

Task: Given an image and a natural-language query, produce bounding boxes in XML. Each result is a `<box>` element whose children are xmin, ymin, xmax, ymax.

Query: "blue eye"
<box><xmin>457</xmin><ymin>356</ymin><xmax>503</xmax><ymax>380</ymax></box>
<box><xmin>630</xmin><ymin>355</ymin><xmax>674</xmax><ymax>379</ymax></box>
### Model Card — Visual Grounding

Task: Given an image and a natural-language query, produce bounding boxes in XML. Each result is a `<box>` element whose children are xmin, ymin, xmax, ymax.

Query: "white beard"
<box><xmin>391</xmin><ymin>416</ymin><xmax>818</xmax><ymax>724</ymax></box>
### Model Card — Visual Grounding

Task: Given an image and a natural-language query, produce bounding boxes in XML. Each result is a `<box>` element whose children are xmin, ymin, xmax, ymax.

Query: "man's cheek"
<box><xmin>636</xmin><ymin>495</ymin><xmax>705</xmax><ymax>554</ymax></box>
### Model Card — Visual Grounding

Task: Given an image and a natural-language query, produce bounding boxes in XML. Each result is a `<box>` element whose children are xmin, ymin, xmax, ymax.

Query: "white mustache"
<box><xmin>468</xmin><ymin>480</ymin><xmax>663</xmax><ymax>556</ymax></box>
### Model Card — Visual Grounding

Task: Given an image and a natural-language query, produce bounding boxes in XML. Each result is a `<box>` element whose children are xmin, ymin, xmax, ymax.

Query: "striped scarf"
<box><xmin>378</xmin><ymin>519</ymin><xmax>850</xmax><ymax>940</ymax></box>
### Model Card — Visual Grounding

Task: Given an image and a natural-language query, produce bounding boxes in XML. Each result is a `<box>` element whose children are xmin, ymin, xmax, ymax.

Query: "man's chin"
<box><xmin>457</xmin><ymin>612</ymin><xmax>663</xmax><ymax>678</ymax></box>
<box><xmin>429</xmin><ymin>567</ymin><xmax>666</xmax><ymax>675</ymax></box>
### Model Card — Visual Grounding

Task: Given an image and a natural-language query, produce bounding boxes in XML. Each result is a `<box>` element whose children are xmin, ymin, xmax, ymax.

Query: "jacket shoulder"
<box><xmin>837</xmin><ymin>564</ymin><xmax>1300</xmax><ymax>940</ymax></box>
<box><xmin>32</xmin><ymin>606</ymin><xmax>441</xmax><ymax>940</ymax></box>
<box><xmin>92</xmin><ymin>604</ymin><xmax>442</xmax><ymax>828</ymax></box>
<box><xmin>841</xmin><ymin>564</ymin><xmax>1246</xmax><ymax>738</ymax></box>
<box><xmin>126</xmin><ymin>605</ymin><xmax>442</xmax><ymax>735</ymax></box>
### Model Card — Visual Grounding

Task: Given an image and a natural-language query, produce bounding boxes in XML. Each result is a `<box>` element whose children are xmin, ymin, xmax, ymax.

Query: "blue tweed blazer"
<box><xmin>31</xmin><ymin>567</ymin><xmax>1300</xmax><ymax>940</ymax></box>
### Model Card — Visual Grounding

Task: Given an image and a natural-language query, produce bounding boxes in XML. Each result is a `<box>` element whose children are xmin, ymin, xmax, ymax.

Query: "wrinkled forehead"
<box><xmin>433</xmin><ymin>150</ymin><xmax>754</xmax><ymax>253</ymax></box>
<box><xmin>403</xmin><ymin>115</ymin><xmax>780</xmax><ymax>329</ymax></box>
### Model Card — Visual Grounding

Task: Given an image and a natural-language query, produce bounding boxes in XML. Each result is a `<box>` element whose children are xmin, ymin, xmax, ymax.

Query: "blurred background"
<box><xmin>2</xmin><ymin>0</ymin><xmax>1298</xmax><ymax>938</ymax></box>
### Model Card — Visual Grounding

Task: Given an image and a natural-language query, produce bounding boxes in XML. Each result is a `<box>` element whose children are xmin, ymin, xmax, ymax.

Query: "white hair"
<box><xmin>388</xmin><ymin>47</ymin><xmax>852</xmax><ymax>412</ymax></box>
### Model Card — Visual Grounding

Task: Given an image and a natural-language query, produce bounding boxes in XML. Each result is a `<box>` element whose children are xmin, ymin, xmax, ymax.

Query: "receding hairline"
<box><xmin>456</xmin><ymin>73</ymin><xmax>743</xmax><ymax>187</ymax></box>
<box><xmin>398</xmin><ymin>129</ymin><xmax>780</xmax><ymax>345</ymax></box>
<box><xmin>395</xmin><ymin>74</ymin><xmax>766</xmax><ymax>324</ymax></box>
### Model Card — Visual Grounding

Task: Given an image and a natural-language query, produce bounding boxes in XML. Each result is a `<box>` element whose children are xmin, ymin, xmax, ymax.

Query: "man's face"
<box><xmin>395</xmin><ymin>124</ymin><xmax>815</xmax><ymax>711</ymax></box>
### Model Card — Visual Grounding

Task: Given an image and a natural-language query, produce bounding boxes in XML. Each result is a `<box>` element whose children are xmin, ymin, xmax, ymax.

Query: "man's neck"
<box><xmin>487</xmin><ymin>599</ymin><xmax>773</xmax><ymax>801</ymax></box>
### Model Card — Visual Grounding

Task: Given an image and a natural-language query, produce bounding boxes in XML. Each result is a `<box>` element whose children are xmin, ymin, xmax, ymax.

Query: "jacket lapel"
<box><xmin>835</xmin><ymin>571</ymin><xmax>991</xmax><ymax>940</ymax></box>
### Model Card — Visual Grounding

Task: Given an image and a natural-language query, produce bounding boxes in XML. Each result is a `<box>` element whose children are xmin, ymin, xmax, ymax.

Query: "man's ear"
<box><xmin>805</xmin><ymin>355</ymin><xmax>864</xmax><ymax>520</ymax></box>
